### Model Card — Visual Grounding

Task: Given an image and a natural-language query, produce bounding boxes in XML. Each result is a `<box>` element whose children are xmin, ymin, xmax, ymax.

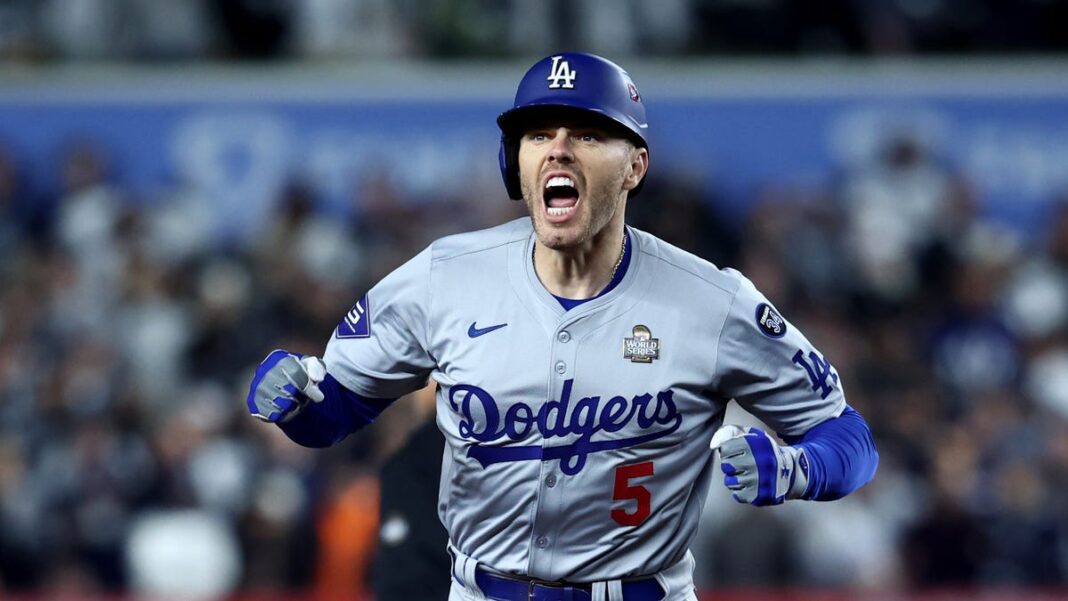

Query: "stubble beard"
<box><xmin>522</xmin><ymin>170</ymin><xmax>626</xmax><ymax>252</ymax></box>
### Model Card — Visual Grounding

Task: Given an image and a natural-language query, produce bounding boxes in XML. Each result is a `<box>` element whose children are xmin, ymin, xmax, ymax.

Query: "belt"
<box><xmin>474</xmin><ymin>568</ymin><xmax>665</xmax><ymax>601</ymax></box>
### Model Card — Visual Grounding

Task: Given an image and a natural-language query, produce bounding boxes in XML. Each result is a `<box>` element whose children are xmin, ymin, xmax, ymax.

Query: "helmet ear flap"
<box><xmin>499</xmin><ymin>134</ymin><xmax>523</xmax><ymax>201</ymax></box>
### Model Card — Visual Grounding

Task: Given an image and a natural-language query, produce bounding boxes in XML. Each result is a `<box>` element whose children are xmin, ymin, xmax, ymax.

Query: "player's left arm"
<box><xmin>710</xmin><ymin>272</ymin><xmax>878</xmax><ymax>506</ymax></box>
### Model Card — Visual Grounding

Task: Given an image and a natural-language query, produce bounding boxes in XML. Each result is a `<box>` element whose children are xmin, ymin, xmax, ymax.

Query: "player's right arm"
<box><xmin>245</xmin><ymin>246</ymin><xmax>436</xmax><ymax>447</ymax></box>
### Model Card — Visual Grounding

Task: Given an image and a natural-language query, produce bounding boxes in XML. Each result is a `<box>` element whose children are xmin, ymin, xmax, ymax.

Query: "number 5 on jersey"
<box><xmin>612</xmin><ymin>461</ymin><xmax>654</xmax><ymax>526</ymax></box>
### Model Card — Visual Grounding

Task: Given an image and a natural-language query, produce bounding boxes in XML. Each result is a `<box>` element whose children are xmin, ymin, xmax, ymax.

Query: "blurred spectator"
<box><xmin>902</xmin><ymin>425</ymin><xmax>988</xmax><ymax>585</ymax></box>
<box><xmin>839</xmin><ymin>132</ymin><xmax>956</xmax><ymax>305</ymax></box>
<box><xmin>126</xmin><ymin>510</ymin><xmax>242</xmax><ymax>600</ymax></box>
<box><xmin>398</xmin><ymin>0</ymin><xmax>512</xmax><ymax>57</ymax></box>
<box><xmin>1005</xmin><ymin>200</ymin><xmax>1068</xmax><ymax>345</ymax></box>
<box><xmin>315</xmin><ymin>469</ymin><xmax>379</xmax><ymax>600</ymax></box>
<box><xmin>0</xmin><ymin>1</ymin><xmax>38</xmax><ymax>61</ymax></box>
<box><xmin>51</xmin><ymin>142</ymin><xmax>127</xmax><ymax>341</ymax></box>
<box><xmin>291</xmin><ymin>0</ymin><xmax>413</xmax><ymax>59</ymax></box>
<box><xmin>926</xmin><ymin>236</ymin><xmax>1021</xmax><ymax>406</ymax></box>
<box><xmin>629</xmin><ymin>172</ymin><xmax>739</xmax><ymax>269</ymax></box>
<box><xmin>700</xmin><ymin>503</ymin><xmax>800</xmax><ymax>588</ymax></box>
<box><xmin>254</xmin><ymin>181</ymin><xmax>363</xmax><ymax>336</ymax></box>
<box><xmin>791</xmin><ymin>491</ymin><xmax>902</xmax><ymax>588</ymax></box>
<box><xmin>212</xmin><ymin>0</ymin><xmax>292</xmax><ymax>60</ymax></box>
<box><xmin>692</xmin><ymin>0</ymin><xmax>865</xmax><ymax>55</ymax></box>
<box><xmin>981</xmin><ymin>458</ymin><xmax>1063</xmax><ymax>583</ymax></box>
<box><xmin>186</xmin><ymin>256</ymin><xmax>261</xmax><ymax>381</ymax></box>
<box><xmin>124</xmin><ymin>0</ymin><xmax>213</xmax><ymax>60</ymax></box>
<box><xmin>39</xmin><ymin>0</ymin><xmax>125</xmax><ymax>60</ymax></box>
<box><xmin>372</xmin><ymin>384</ymin><xmax>450</xmax><ymax>601</ymax></box>
<box><xmin>0</xmin><ymin>436</ymin><xmax>46</xmax><ymax>588</ymax></box>
<box><xmin>240</xmin><ymin>424</ymin><xmax>322</xmax><ymax>590</ymax></box>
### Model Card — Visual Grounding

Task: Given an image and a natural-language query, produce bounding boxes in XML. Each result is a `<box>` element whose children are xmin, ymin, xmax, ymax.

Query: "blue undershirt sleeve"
<box><xmin>782</xmin><ymin>405</ymin><xmax>879</xmax><ymax>501</ymax></box>
<box><xmin>277</xmin><ymin>373</ymin><xmax>396</xmax><ymax>448</ymax></box>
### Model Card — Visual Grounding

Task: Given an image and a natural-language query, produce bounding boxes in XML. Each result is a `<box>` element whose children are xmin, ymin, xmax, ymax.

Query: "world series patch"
<box><xmin>624</xmin><ymin>325</ymin><xmax>660</xmax><ymax>363</ymax></box>
<box><xmin>336</xmin><ymin>294</ymin><xmax>371</xmax><ymax>339</ymax></box>
<box><xmin>755</xmin><ymin>302</ymin><xmax>787</xmax><ymax>339</ymax></box>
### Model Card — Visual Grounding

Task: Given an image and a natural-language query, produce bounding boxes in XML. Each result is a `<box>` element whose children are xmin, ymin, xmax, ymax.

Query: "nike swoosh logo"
<box><xmin>468</xmin><ymin>322</ymin><xmax>508</xmax><ymax>338</ymax></box>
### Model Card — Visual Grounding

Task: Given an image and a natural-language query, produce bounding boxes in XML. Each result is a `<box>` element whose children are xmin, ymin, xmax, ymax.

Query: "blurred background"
<box><xmin>2</xmin><ymin>1</ymin><xmax>1068</xmax><ymax>600</ymax></box>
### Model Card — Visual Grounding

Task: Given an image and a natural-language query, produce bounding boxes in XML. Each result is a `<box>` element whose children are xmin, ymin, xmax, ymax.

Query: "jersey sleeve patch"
<box><xmin>755</xmin><ymin>302</ymin><xmax>787</xmax><ymax>339</ymax></box>
<box><xmin>336</xmin><ymin>294</ymin><xmax>371</xmax><ymax>339</ymax></box>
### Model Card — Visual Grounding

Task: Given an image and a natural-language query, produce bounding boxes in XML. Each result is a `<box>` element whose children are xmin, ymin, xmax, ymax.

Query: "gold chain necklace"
<box><xmin>610</xmin><ymin>232</ymin><xmax>627</xmax><ymax>280</ymax></box>
<box><xmin>532</xmin><ymin>232</ymin><xmax>627</xmax><ymax>283</ymax></box>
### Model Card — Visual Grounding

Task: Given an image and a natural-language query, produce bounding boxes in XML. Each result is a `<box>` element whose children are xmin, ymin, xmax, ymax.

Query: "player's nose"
<box><xmin>546</xmin><ymin>127</ymin><xmax>575</xmax><ymax>163</ymax></box>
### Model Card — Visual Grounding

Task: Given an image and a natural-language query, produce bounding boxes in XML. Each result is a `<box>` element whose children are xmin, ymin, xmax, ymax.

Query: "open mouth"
<box><xmin>543</xmin><ymin>174</ymin><xmax>580</xmax><ymax>221</ymax></box>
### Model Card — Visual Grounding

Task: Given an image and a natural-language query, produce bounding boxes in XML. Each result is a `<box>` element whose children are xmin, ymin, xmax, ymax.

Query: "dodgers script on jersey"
<box><xmin>323</xmin><ymin>218</ymin><xmax>846</xmax><ymax>582</ymax></box>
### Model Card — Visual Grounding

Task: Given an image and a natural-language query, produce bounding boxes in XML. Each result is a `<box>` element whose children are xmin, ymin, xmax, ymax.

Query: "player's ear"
<box><xmin>622</xmin><ymin>145</ymin><xmax>649</xmax><ymax>192</ymax></box>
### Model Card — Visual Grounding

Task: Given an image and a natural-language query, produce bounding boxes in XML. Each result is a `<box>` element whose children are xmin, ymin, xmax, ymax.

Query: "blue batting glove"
<box><xmin>710</xmin><ymin>425</ymin><xmax>809</xmax><ymax>506</ymax></box>
<box><xmin>246</xmin><ymin>350</ymin><xmax>327</xmax><ymax>423</ymax></box>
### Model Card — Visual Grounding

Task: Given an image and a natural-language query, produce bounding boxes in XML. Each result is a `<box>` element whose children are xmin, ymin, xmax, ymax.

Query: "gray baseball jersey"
<box><xmin>323</xmin><ymin>217</ymin><xmax>845</xmax><ymax>582</ymax></box>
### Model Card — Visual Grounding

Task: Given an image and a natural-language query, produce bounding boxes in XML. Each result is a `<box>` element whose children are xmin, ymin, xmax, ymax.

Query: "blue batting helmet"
<box><xmin>497</xmin><ymin>52</ymin><xmax>649</xmax><ymax>200</ymax></box>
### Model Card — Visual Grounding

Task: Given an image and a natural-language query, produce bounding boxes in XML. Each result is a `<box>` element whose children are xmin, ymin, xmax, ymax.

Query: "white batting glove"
<box><xmin>246</xmin><ymin>350</ymin><xmax>327</xmax><ymax>423</ymax></box>
<box><xmin>710</xmin><ymin>424</ymin><xmax>809</xmax><ymax>506</ymax></box>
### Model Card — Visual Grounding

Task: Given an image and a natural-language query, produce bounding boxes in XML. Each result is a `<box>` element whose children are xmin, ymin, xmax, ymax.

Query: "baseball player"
<box><xmin>247</xmin><ymin>53</ymin><xmax>879</xmax><ymax>601</ymax></box>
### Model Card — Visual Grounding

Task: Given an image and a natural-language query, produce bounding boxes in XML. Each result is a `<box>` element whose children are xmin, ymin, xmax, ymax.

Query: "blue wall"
<box><xmin>4</xmin><ymin>73</ymin><xmax>1067</xmax><ymax>238</ymax></box>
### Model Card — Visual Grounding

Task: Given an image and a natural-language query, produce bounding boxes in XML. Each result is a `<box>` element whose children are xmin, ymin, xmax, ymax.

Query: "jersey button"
<box><xmin>536</xmin><ymin>536</ymin><xmax>549</xmax><ymax>548</ymax></box>
<box><xmin>545</xmin><ymin>474</ymin><xmax>557</xmax><ymax>488</ymax></box>
<box><xmin>555</xmin><ymin>361</ymin><xmax>566</xmax><ymax>374</ymax></box>
<box><xmin>557</xmin><ymin>331</ymin><xmax>571</xmax><ymax>343</ymax></box>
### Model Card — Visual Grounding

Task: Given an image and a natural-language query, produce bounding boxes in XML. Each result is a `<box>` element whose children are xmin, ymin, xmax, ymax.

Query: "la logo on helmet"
<box><xmin>547</xmin><ymin>56</ymin><xmax>577</xmax><ymax>89</ymax></box>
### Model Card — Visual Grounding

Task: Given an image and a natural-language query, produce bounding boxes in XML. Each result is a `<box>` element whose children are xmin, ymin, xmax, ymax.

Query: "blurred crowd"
<box><xmin>3</xmin><ymin>126</ymin><xmax>1068</xmax><ymax>598</ymax></box>
<box><xmin>0</xmin><ymin>137</ymin><xmax>523</xmax><ymax>598</ymax></box>
<box><xmin>694</xmin><ymin>135</ymin><xmax>1068</xmax><ymax>590</ymax></box>
<box><xmin>0</xmin><ymin>0</ymin><xmax>1067</xmax><ymax>63</ymax></box>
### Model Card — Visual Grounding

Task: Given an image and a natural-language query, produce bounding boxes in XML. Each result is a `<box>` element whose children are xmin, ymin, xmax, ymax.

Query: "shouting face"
<box><xmin>518</xmin><ymin>118</ymin><xmax>648</xmax><ymax>251</ymax></box>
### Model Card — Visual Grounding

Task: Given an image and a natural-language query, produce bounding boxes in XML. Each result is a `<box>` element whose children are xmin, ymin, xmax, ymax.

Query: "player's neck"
<box><xmin>533</xmin><ymin>223</ymin><xmax>626</xmax><ymax>300</ymax></box>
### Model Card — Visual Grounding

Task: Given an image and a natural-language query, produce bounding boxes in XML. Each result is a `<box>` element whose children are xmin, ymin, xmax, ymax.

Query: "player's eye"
<box><xmin>574</xmin><ymin>132</ymin><xmax>602</xmax><ymax>143</ymax></box>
